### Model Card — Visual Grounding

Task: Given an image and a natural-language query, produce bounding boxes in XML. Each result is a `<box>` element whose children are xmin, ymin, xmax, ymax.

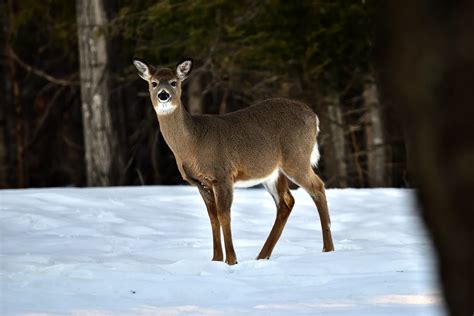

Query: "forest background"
<box><xmin>1</xmin><ymin>0</ymin><xmax>400</xmax><ymax>189</ymax></box>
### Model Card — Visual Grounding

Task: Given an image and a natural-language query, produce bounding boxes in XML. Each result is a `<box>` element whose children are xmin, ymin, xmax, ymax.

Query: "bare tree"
<box><xmin>321</xmin><ymin>93</ymin><xmax>348</xmax><ymax>187</ymax></box>
<box><xmin>376</xmin><ymin>1</ymin><xmax>474</xmax><ymax>315</ymax></box>
<box><xmin>364</xmin><ymin>78</ymin><xmax>387</xmax><ymax>187</ymax></box>
<box><xmin>187</xmin><ymin>73</ymin><xmax>203</xmax><ymax>114</ymax></box>
<box><xmin>76</xmin><ymin>0</ymin><xmax>121</xmax><ymax>186</ymax></box>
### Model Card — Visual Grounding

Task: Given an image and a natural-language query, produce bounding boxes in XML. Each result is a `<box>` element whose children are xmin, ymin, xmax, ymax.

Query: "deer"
<box><xmin>133</xmin><ymin>58</ymin><xmax>334</xmax><ymax>265</ymax></box>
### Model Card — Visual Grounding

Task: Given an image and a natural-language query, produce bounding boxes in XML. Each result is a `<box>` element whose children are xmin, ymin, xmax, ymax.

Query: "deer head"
<box><xmin>133</xmin><ymin>58</ymin><xmax>193</xmax><ymax>115</ymax></box>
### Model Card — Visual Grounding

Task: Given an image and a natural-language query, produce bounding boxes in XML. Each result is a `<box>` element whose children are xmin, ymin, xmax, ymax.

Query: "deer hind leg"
<box><xmin>213</xmin><ymin>181</ymin><xmax>238</xmax><ymax>265</ymax></box>
<box><xmin>197</xmin><ymin>183</ymin><xmax>223</xmax><ymax>261</ymax></box>
<box><xmin>257</xmin><ymin>173</ymin><xmax>295</xmax><ymax>260</ymax></box>
<box><xmin>283</xmin><ymin>166</ymin><xmax>335</xmax><ymax>252</ymax></box>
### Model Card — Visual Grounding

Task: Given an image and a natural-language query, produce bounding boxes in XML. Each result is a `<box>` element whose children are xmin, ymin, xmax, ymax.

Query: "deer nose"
<box><xmin>158</xmin><ymin>90</ymin><xmax>170</xmax><ymax>101</ymax></box>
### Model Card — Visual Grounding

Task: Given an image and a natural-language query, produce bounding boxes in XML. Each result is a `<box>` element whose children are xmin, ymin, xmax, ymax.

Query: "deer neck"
<box><xmin>156</xmin><ymin>103</ymin><xmax>197</xmax><ymax>159</ymax></box>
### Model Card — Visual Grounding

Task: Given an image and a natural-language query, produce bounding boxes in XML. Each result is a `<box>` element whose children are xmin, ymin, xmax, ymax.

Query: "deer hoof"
<box><xmin>256</xmin><ymin>254</ymin><xmax>270</xmax><ymax>260</ymax></box>
<box><xmin>226</xmin><ymin>258</ymin><xmax>238</xmax><ymax>265</ymax></box>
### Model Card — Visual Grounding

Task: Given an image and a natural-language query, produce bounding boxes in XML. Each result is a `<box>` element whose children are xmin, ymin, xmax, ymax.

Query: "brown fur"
<box><xmin>134</xmin><ymin>59</ymin><xmax>334</xmax><ymax>264</ymax></box>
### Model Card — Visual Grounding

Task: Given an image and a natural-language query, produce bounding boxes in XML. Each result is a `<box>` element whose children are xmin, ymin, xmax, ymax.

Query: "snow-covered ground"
<box><xmin>1</xmin><ymin>186</ymin><xmax>444</xmax><ymax>315</ymax></box>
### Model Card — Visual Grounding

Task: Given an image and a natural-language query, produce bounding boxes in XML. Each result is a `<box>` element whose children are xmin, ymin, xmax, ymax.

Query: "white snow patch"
<box><xmin>0</xmin><ymin>186</ymin><xmax>445</xmax><ymax>315</ymax></box>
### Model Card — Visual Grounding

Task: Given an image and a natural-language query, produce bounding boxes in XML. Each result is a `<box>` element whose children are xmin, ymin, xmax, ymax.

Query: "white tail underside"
<box><xmin>311</xmin><ymin>142</ymin><xmax>320</xmax><ymax>167</ymax></box>
<box><xmin>311</xmin><ymin>116</ymin><xmax>321</xmax><ymax>167</ymax></box>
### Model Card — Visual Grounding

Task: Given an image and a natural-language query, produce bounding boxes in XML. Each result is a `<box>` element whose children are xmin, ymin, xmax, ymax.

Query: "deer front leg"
<box><xmin>197</xmin><ymin>183</ymin><xmax>223</xmax><ymax>262</ymax></box>
<box><xmin>213</xmin><ymin>182</ymin><xmax>237</xmax><ymax>265</ymax></box>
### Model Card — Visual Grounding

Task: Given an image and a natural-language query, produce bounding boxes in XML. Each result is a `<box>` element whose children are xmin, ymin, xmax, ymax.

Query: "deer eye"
<box><xmin>170</xmin><ymin>80</ymin><xmax>177</xmax><ymax>87</ymax></box>
<box><xmin>151</xmin><ymin>81</ymin><xmax>158</xmax><ymax>88</ymax></box>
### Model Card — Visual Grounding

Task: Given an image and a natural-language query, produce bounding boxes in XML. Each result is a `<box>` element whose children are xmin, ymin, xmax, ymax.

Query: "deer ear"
<box><xmin>133</xmin><ymin>59</ymin><xmax>152</xmax><ymax>81</ymax></box>
<box><xmin>176</xmin><ymin>58</ymin><xmax>193</xmax><ymax>80</ymax></box>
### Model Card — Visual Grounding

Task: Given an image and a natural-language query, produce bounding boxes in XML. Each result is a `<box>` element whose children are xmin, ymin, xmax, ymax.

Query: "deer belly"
<box><xmin>233</xmin><ymin>169</ymin><xmax>279</xmax><ymax>188</ymax></box>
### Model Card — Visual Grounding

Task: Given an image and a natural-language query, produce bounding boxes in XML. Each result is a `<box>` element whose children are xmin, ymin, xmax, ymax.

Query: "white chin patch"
<box><xmin>154</xmin><ymin>101</ymin><xmax>177</xmax><ymax>115</ymax></box>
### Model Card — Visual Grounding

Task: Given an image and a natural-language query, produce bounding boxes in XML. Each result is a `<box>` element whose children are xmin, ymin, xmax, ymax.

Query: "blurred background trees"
<box><xmin>1</xmin><ymin>0</ymin><xmax>406</xmax><ymax>188</ymax></box>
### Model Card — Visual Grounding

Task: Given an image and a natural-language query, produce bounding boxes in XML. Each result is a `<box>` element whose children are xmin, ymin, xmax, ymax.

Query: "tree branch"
<box><xmin>5</xmin><ymin>47</ymin><xmax>79</xmax><ymax>86</ymax></box>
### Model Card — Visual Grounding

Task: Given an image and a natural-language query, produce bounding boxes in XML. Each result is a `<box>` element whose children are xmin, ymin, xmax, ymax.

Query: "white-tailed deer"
<box><xmin>134</xmin><ymin>58</ymin><xmax>334</xmax><ymax>265</ymax></box>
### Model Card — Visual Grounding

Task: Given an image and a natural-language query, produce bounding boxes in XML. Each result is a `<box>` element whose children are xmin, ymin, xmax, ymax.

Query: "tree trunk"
<box><xmin>187</xmin><ymin>73</ymin><xmax>203</xmax><ymax>114</ymax></box>
<box><xmin>0</xmin><ymin>4</ymin><xmax>10</xmax><ymax>188</ymax></box>
<box><xmin>321</xmin><ymin>93</ymin><xmax>348</xmax><ymax>187</ymax></box>
<box><xmin>76</xmin><ymin>0</ymin><xmax>119</xmax><ymax>186</ymax></box>
<box><xmin>376</xmin><ymin>1</ymin><xmax>474</xmax><ymax>315</ymax></box>
<box><xmin>12</xmin><ymin>50</ymin><xmax>24</xmax><ymax>188</ymax></box>
<box><xmin>1</xmin><ymin>1</ymin><xmax>24</xmax><ymax>188</ymax></box>
<box><xmin>364</xmin><ymin>79</ymin><xmax>387</xmax><ymax>187</ymax></box>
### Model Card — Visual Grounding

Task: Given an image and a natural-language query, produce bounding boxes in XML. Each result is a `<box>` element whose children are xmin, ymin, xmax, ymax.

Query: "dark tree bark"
<box><xmin>76</xmin><ymin>0</ymin><xmax>121</xmax><ymax>186</ymax></box>
<box><xmin>1</xmin><ymin>1</ymin><xmax>24</xmax><ymax>188</ymax></box>
<box><xmin>0</xmin><ymin>1</ymin><xmax>10</xmax><ymax>188</ymax></box>
<box><xmin>376</xmin><ymin>1</ymin><xmax>474</xmax><ymax>315</ymax></box>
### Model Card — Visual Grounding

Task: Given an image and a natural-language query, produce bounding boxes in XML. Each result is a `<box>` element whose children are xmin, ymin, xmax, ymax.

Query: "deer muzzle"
<box><xmin>158</xmin><ymin>90</ymin><xmax>171</xmax><ymax>102</ymax></box>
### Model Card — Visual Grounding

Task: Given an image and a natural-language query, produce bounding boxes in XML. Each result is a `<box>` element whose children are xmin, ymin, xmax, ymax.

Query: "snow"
<box><xmin>0</xmin><ymin>186</ymin><xmax>444</xmax><ymax>315</ymax></box>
